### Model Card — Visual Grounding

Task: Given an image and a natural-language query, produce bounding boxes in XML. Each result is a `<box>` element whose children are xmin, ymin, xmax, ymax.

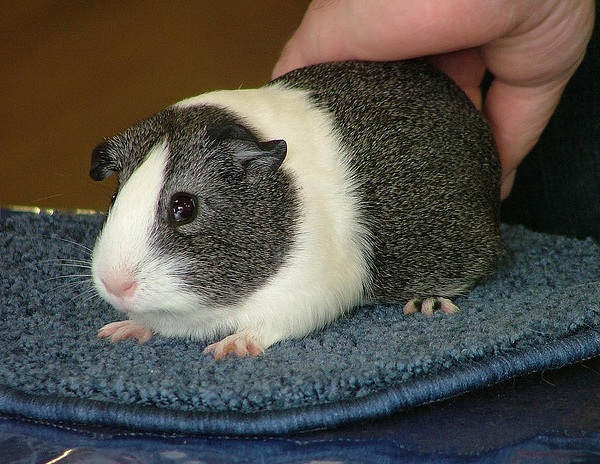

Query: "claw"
<box><xmin>403</xmin><ymin>297</ymin><xmax>459</xmax><ymax>316</ymax></box>
<box><xmin>98</xmin><ymin>320</ymin><xmax>154</xmax><ymax>344</ymax></box>
<box><xmin>203</xmin><ymin>333</ymin><xmax>264</xmax><ymax>361</ymax></box>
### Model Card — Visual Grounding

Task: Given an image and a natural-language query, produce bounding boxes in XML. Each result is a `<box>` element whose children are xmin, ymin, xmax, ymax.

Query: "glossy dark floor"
<box><xmin>3</xmin><ymin>358</ymin><xmax>600</xmax><ymax>463</ymax></box>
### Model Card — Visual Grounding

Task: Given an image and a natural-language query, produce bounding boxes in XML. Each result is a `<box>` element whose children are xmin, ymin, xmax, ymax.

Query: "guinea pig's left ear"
<box><xmin>90</xmin><ymin>141</ymin><xmax>119</xmax><ymax>181</ymax></box>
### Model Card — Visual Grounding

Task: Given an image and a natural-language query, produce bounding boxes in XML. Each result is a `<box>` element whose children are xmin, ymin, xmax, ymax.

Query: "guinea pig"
<box><xmin>89</xmin><ymin>60</ymin><xmax>503</xmax><ymax>360</ymax></box>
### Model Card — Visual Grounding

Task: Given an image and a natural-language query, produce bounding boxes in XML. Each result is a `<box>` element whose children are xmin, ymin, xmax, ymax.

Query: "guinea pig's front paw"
<box><xmin>403</xmin><ymin>297</ymin><xmax>459</xmax><ymax>316</ymax></box>
<box><xmin>98</xmin><ymin>320</ymin><xmax>154</xmax><ymax>344</ymax></box>
<box><xmin>203</xmin><ymin>333</ymin><xmax>264</xmax><ymax>361</ymax></box>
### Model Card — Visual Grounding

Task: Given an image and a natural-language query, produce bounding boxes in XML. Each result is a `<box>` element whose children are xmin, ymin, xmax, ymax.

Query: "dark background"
<box><xmin>3</xmin><ymin>2</ymin><xmax>598</xmax><ymax>240</ymax></box>
<box><xmin>1</xmin><ymin>1</ymin><xmax>310</xmax><ymax>211</ymax></box>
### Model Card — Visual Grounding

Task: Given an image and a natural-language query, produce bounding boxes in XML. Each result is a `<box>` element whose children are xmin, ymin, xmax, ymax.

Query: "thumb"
<box><xmin>272</xmin><ymin>0</ymin><xmax>515</xmax><ymax>78</ymax></box>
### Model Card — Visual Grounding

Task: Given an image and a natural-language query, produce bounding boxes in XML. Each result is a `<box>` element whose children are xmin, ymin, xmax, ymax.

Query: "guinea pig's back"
<box><xmin>272</xmin><ymin>60</ymin><xmax>503</xmax><ymax>302</ymax></box>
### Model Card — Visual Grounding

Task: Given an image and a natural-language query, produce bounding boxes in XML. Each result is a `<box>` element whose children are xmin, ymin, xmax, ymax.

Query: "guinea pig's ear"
<box><xmin>232</xmin><ymin>138</ymin><xmax>287</xmax><ymax>174</ymax></box>
<box><xmin>207</xmin><ymin>122</ymin><xmax>287</xmax><ymax>174</ymax></box>
<box><xmin>90</xmin><ymin>141</ymin><xmax>119</xmax><ymax>181</ymax></box>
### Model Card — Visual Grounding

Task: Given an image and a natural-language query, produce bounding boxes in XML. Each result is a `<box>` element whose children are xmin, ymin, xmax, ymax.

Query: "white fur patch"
<box><xmin>94</xmin><ymin>86</ymin><xmax>374</xmax><ymax>349</ymax></box>
<box><xmin>175</xmin><ymin>85</ymin><xmax>374</xmax><ymax>348</ymax></box>
<box><xmin>92</xmin><ymin>141</ymin><xmax>204</xmax><ymax>317</ymax></box>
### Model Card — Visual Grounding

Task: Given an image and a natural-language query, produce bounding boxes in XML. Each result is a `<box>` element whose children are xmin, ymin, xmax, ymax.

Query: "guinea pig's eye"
<box><xmin>170</xmin><ymin>193</ymin><xmax>198</xmax><ymax>225</ymax></box>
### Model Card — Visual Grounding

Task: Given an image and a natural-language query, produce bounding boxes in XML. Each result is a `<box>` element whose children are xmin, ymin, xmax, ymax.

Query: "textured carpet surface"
<box><xmin>0</xmin><ymin>209</ymin><xmax>599</xmax><ymax>435</ymax></box>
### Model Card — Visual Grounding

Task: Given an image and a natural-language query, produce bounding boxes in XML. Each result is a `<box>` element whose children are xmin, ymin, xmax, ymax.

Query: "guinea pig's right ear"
<box><xmin>90</xmin><ymin>141</ymin><xmax>119</xmax><ymax>181</ymax></box>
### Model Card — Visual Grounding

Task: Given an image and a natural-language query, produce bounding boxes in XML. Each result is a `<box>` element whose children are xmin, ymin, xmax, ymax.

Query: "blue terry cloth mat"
<box><xmin>0</xmin><ymin>208</ymin><xmax>598</xmax><ymax>436</ymax></box>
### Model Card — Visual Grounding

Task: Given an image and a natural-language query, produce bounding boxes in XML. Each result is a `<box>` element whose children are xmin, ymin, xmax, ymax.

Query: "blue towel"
<box><xmin>0</xmin><ymin>209</ymin><xmax>598</xmax><ymax>435</ymax></box>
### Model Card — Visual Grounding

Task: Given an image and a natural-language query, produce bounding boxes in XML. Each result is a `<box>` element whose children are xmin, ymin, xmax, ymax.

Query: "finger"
<box><xmin>501</xmin><ymin>170</ymin><xmax>516</xmax><ymax>200</ymax></box>
<box><xmin>424</xmin><ymin>48</ymin><xmax>487</xmax><ymax>109</ymax></box>
<box><xmin>480</xmin><ymin>0</ymin><xmax>594</xmax><ymax>198</ymax></box>
<box><xmin>483</xmin><ymin>78</ymin><xmax>565</xmax><ymax>198</ymax></box>
<box><xmin>272</xmin><ymin>0</ymin><xmax>516</xmax><ymax>78</ymax></box>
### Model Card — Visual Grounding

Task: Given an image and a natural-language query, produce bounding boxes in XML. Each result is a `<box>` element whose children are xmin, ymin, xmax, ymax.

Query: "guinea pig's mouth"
<box><xmin>94</xmin><ymin>275</ymin><xmax>202</xmax><ymax>316</ymax></box>
<box><xmin>93</xmin><ymin>270</ymin><xmax>145</xmax><ymax>314</ymax></box>
<box><xmin>99</xmin><ymin>288</ymin><xmax>141</xmax><ymax>315</ymax></box>
<box><xmin>92</xmin><ymin>257</ymin><xmax>206</xmax><ymax>316</ymax></box>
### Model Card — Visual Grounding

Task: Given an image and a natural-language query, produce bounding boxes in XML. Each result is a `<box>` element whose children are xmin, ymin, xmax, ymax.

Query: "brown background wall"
<box><xmin>1</xmin><ymin>1</ymin><xmax>311</xmax><ymax>211</ymax></box>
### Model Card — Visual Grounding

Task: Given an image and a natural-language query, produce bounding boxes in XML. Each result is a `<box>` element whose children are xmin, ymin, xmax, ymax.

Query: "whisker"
<box><xmin>40</xmin><ymin>259</ymin><xmax>92</xmax><ymax>270</ymax></box>
<box><xmin>44</xmin><ymin>269</ymin><xmax>117</xmax><ymax>304</ymax></box>
<box><xmin>41</xmin><ymin>257</ymin><xmax>91</xmax><ymax>264</ymax></box>
<box><xmin>44</xmin><ymin>236</ymin><xmax>94</xmax><ymax>256</ymax></box>
<box><xmin>35</xmin><ymin>233</ymin><xmax>103</xmax><ymax>311</ymax></box>
<box><xmin>67</xmin><ymin>287</ymin><xmax>100</xmax><ymax>305</ymax></box>
<box><xmin>60</xmin><ymin>264</ymin><xmax>92</xmax><ymax>271</ymax></box>
<box><xmin>42</xmin><ymin>270</ymin><xmax>93</xmax><ymax>295</ymax></box>
<box><xmin>42</xmin><ymin>274</ymin><xmax>93</xmax><ymax>283</ymax></box>
<box><xmin>47</xmin><ymin>278</ymin><xmax>93</xmax><ymax>294</ymax></box>
<box><xmin>43</xmin><ymin>274</ymin><xmax>102</xmax><ymax>307</ymax></box>
<box><xmin>54</xmin><ymin>264</ymin><xmax>92</xmax><ymax>272</ymax></box>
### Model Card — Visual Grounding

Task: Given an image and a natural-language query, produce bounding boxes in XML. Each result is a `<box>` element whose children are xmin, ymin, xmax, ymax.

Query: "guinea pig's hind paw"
<box><xmin>203</xmin><ymin>334</ymin><xmax>264</xmax><ymax>361</ymax></box>
<box><xmin>98</xmin><ymin>320</ymin><xmax>154</xmax><ymax>344</ymax></box>
<box><xmin>403</xmin><ymin>297</ymin><xmax>459</xmax><ymax>316</ymax></box>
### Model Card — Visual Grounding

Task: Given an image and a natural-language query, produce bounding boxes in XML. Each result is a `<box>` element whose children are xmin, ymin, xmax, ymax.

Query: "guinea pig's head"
<box><xmin>89</xmin><ymin>105</ymin><xmax>298</xmax><ymax>318</ymax></box>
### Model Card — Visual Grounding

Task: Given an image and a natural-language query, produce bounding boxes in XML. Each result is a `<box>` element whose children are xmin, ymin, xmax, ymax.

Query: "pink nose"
<box><xmin>102</xmin><ymin>276</ymin><xmax>138</xmax><ymax>299</ymax></box>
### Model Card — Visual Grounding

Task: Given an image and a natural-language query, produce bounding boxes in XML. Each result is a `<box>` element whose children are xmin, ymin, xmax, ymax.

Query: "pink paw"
<box><xmin>203</xmin><ymin>333</ymin><xmax>264</xmax><ymax>361</ymax></box>
<box><xmin>403</xmin><ymin>297</ymin><xmax>459</xmax><ymax>316</ymax></box>
<box><xmin>98</xmin><ymin>320</ymin><xmax>154</xmax><ymax>344</ymax></box>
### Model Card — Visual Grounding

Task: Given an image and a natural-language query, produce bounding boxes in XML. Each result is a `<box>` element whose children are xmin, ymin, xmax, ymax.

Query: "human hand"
<box><xmin>273</xmin><ymin>0</ymin><xmax>595</xmax><ymax>199</ymax></box>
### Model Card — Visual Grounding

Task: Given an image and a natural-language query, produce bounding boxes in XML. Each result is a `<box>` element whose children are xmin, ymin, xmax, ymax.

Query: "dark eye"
<box><xmin>170</xmin><ymin>193</ymin><xmax>198</xmax><ymax>225</ymax></box>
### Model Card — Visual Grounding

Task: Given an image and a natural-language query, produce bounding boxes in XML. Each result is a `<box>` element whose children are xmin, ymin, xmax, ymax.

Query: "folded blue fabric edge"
<box><xmin>2</xmin><ymin>329</ymin><xmax>599</xmax><ymax>436</ymax></box>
